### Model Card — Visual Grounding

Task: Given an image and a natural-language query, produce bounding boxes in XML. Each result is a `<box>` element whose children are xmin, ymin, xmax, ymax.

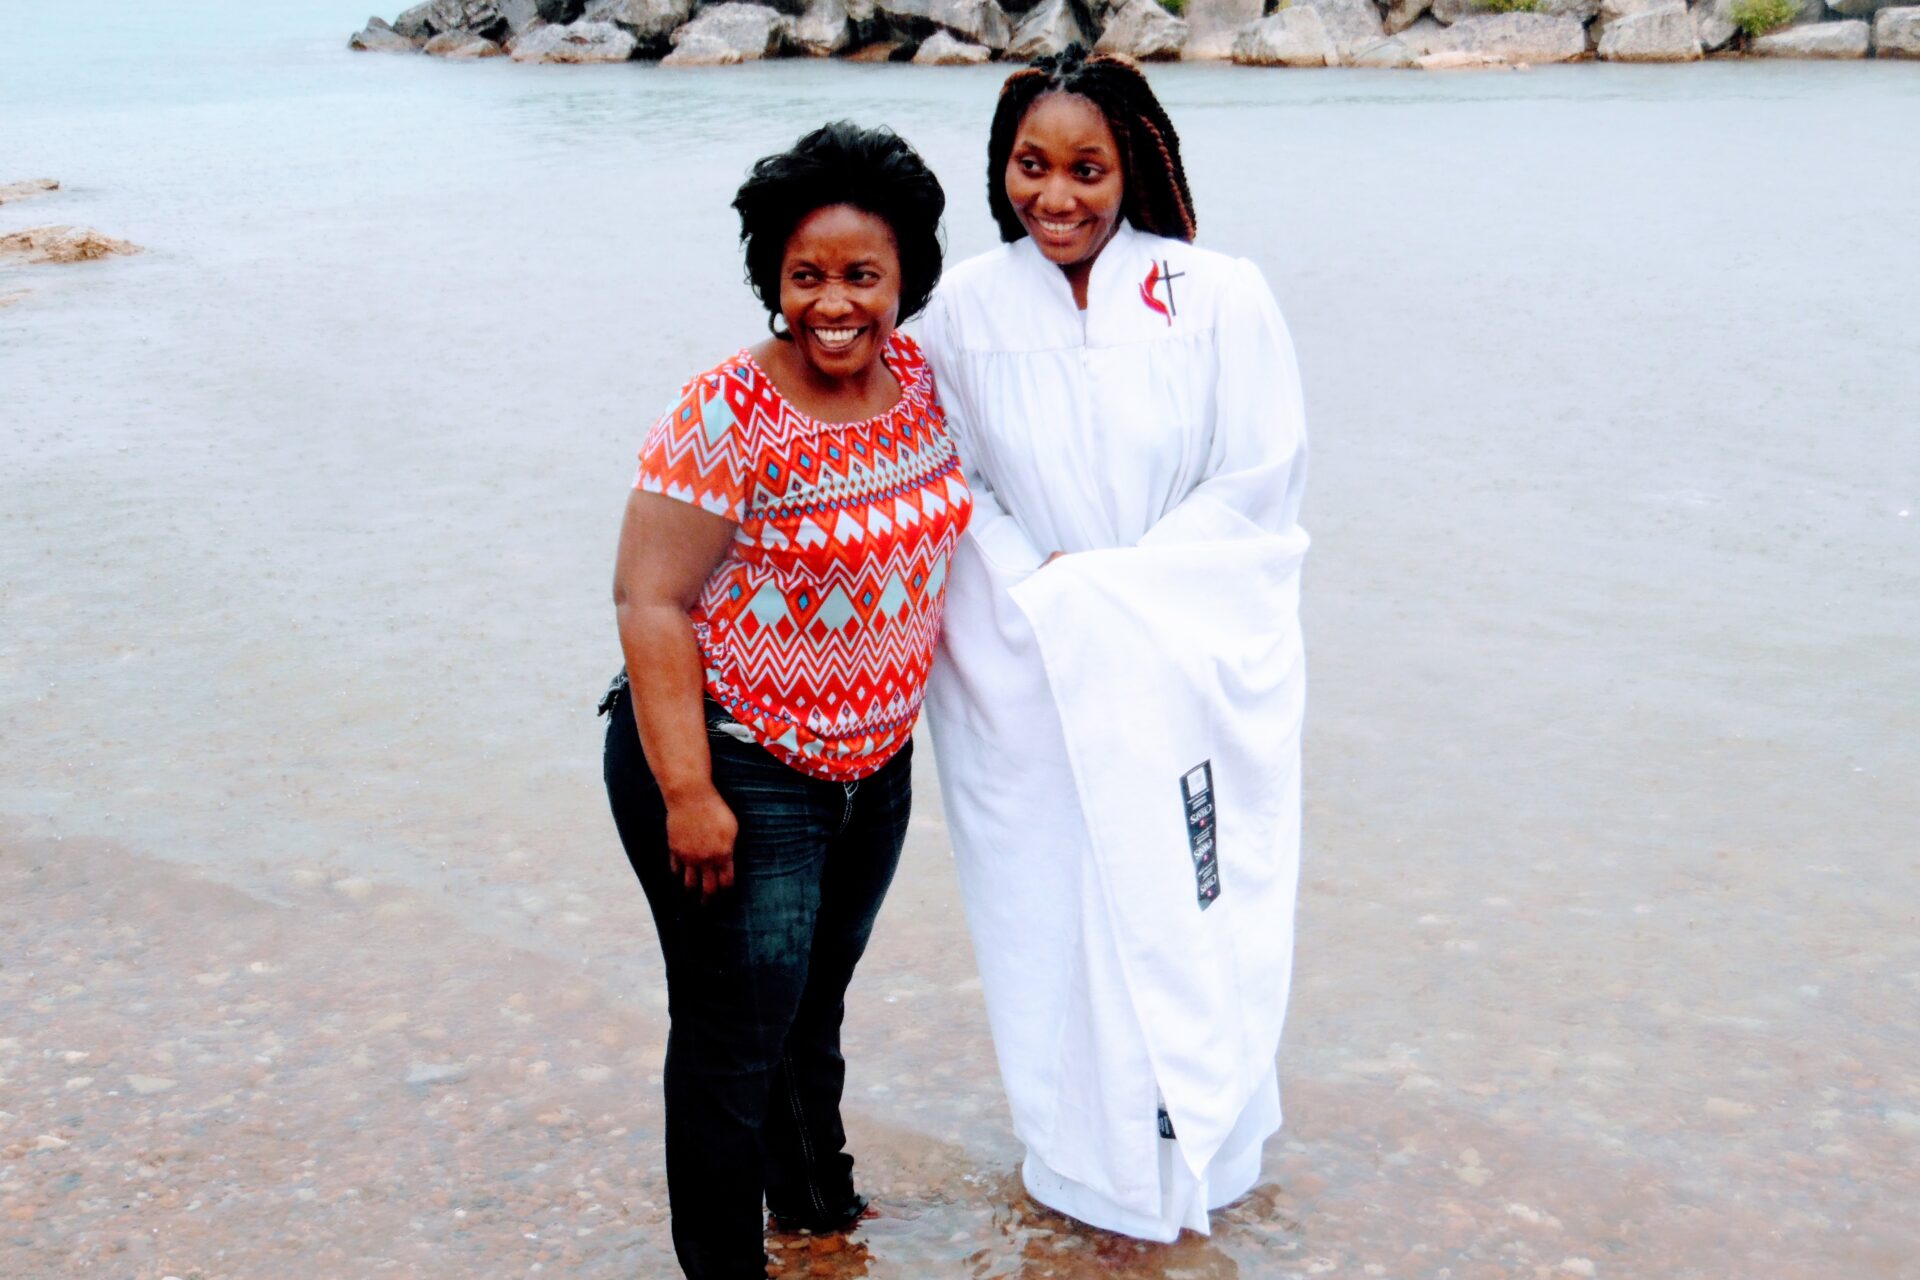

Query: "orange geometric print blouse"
<box><xmin>634</xmin><ymin>332</ymin><xmax>972</xmax><ymax>782</ymax></box>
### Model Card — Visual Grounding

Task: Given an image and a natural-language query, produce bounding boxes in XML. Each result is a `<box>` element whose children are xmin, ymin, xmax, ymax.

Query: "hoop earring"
<box><xmin>768</xmin><ymin>312</ymin><xmax>792</xmax><ymax>340</ymax></box>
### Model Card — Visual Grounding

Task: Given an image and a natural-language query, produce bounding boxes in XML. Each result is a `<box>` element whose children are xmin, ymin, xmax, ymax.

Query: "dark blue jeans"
<box><xmin>602</xmin><ymin>685</ymin><xmax>911</xmax><ymax>1280</ymax></box>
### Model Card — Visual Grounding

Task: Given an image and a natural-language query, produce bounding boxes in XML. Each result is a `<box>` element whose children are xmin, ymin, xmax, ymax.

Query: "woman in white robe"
<box><xmin>919</xmin><ymin>47</ymin><xmax>1310</xmax><ymax>1242</ymax></box>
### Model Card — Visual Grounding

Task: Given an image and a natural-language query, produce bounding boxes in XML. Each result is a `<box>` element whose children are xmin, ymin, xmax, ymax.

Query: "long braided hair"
<box><xmin>985</xmin><ymin>43</ymin><xmax>1197</xmax><ymax>246</ymax></box>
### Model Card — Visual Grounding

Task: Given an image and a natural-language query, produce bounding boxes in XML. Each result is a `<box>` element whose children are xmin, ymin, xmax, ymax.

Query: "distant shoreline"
<box><xmin>349</xmin><ymin>0</ymin><xmax>1920</xmax><ymax>70</ymax></box>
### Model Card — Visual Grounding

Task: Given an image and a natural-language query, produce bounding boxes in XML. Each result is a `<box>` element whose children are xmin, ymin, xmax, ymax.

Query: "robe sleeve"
<box><xmin>1138</xmin><ymin>259</ymin><xmax>1308</xmax><ymax>549</ymax></box>
<box><xmin>921</xmin><ymin>289</ymin><xmax>1049</xmax><ymax>575</ymax></box>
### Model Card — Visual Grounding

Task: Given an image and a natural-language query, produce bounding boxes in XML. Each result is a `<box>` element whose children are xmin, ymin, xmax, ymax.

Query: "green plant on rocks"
<box><xmin>1730</xmin><ymin>0</ymin><xmax>1797</xmax><ymax>35</ymax></box>
<box><xmin>1482</xmin><ymin>0</ymin><xmax>1543</xmax><ymax>11</ymax></box>
<box><xmin>1159</xmin><ymin>0</ymin><xmax>1186</xmax><ymax>13</ymax></box>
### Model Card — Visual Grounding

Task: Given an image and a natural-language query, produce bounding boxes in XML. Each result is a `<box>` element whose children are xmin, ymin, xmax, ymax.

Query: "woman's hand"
<box><xmin>665</xmin><ymin>784</ymin><xmax>739</xmax><ymax>902</ymax></box>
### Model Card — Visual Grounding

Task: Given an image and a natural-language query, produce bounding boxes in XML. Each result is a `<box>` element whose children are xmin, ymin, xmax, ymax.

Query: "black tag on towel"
<box><xmin>1157</xmin><ymin>1106</ymin><xmax>1177</xmax><ymax>1140</ymax></box>
<box><xmin>1181</xmin><ymin>761</ymin><xmax>1222</xmax><ymax>910</ymax></box>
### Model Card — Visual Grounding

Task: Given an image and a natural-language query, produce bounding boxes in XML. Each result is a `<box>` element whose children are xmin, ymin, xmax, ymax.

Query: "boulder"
<box><xmin>1290</xmin><ymin>0</ymin><xmax>1385</xmax><ymax>52</ymax></box>
<box><xmin>1875</xmin><ymin>4</ymin><xmax>1920</xmax><ymax>52</ymax></box>
<box><xmin>1434</xmin><ymin>0</ymin><xmax>1599</xmax><ymax>20</ymax></box>
<box><xmin>664</xmin><ymin>31</ymin><xmax>746</xmax><ymax>58</ymax></box>
<box><xmin>0</xmin><ymin>226</ymin><xmax>142</xmax><ymax>265</ymax></box>
<box><xmin>582</xmin><ymin>0</ymin><xmax>690</xmax><ymax>44</ymax></box>
<box><xmin>425</xmin><ymin>28</ymin><xmax>507</xmax><ymax>52</ymax></box>
<box><xmin>844</xmin><ymin>37</ymin><xmax>912</xmax><ymax>54</ymax></box>
<box><xmin>1415</xmin><ymin>46</ymin><xmax>1509</xmax><ymax>62</ymax></box>
<box><xmin>1789</xmin><ymin>0</ymin><xmax>1829</xmax><ymax>23</ymax></box>
<box><xmin>1384</xmin><ymin>0</ymin><xmax>1434</xmax><ymax>33</ymax></box>
<box><xmin>665</xmin><ymin>3</ymin><xmax>792</xmax><ymax>58</ymax></box>
<box><xmin>1749</xmin><ymin>16</ymin><xmax>1869</xmax><ymax>51</ymax></box>
<box><xmin>876</xmin><ymin>0</ymin><xmax>1014</xmax><ymax>48</ymax></box>
<box><xmin>509</xmin><ymin>17</ymin><xmax>640</xmax><ymax>56</ymax></box>
<box><xmin>1344</xmin><ymin>31</ymin><xmax>1425</xmax><ymax>61</ymax></box>
<box><xmin>394</xmin><ymin>1</ymin><xmax>439</xmax><ymax>36</ymax></box>
<box><xmin>1010</xmin><ymin>0</ymin><xmax>1092</xmax><ymax>55</ymax></box>
<box><xmin>1181</xmin><ymin>0</ymin><xmax>1262</xmax><ymax>57</ymax></box>
<box><xmin>350</xmin><ymin>16</ymin><xmax>423</xmax><ymax>49</ymax></box>
<box><xmin>1231</xmin><ymin>7</ymin><xmax>1340</xmax><ymax>61</ymax></box>
<box><xmin>0</xmin><ymin>178</ymin><xmax>60</xmax><ymax>205</ymax></box>
<box><xmin>500</xmin><ymin>0</ymin><xmax>583</xmax><ymax>32</ymax></box>
<box><xmin>668</xmin><ymin>2</ymin><xmax>787</xmax><ymax>56</ymax></box>
<box><xmin>428</xmin><ymin>0</ymin><xmax>509</xmax><ymax>36</ymax></box>
<box><xmin>1394</xmin><ymin>15</ymin><xmax>1451</xmax><ymax>48</ymax></box>
<box><xmin>790</xmin><ymin>0</ymin><xmax>852</xmax><ymax>52</ymax></box>
<box><xmin>1597</xmin><ymin>1</ymin><xmax>1701</xmax><ymax>56</ymax></box>
<box><xmin>1093</xmin><ymin>0</ymin><xmax>1188</xmax><ymax>57</ymax></box>
<box><xmin>1426</xmin><ymin>12</ymin><xmax>1587</xmax><ymax>59</ymax></box>
<box><xmin>1827</xmin><ymin>0</ymin><xmax>1895</xmax><ymax>15</ymax></box>
<box><xmin>913</xmin><ymin>27</ymin><xmax>995</xmax><ymax>55</ymax></box>
<box><xmin>1689</xmin><ymin>0</ymin><xmax>1736</xmax><ymax>46</ymax></box>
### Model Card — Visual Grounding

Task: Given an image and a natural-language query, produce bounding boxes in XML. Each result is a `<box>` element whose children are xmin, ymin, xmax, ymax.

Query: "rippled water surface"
<box><xmin>4</xmin><ymin>4</ymin><xmax>1918</xmax><ymax>1277</ymax></box>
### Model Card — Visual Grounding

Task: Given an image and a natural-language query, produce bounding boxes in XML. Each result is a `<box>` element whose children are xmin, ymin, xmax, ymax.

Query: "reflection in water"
<box><xmin>2</xmin><ymin>3</ymin><xmax>1917</xmax><ymax>1276</ymax></box>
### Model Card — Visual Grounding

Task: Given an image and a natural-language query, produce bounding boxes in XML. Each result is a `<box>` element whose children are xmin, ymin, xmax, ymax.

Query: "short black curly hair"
<box><xmin>732</xmin><ymin>122</ymin><xmax>946</xmax><ymax>337</ymax></box>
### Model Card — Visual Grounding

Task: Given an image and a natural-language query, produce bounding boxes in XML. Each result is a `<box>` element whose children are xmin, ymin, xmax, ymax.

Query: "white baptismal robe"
<box><xmin>920</xmin><ymin>224</ymin><xmax>1309</xmax><ymax>1241</ymax></box>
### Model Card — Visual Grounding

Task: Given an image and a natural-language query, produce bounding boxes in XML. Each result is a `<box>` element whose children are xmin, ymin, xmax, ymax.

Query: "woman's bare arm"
<box><xmin>612</xmin><ymin>488</ymin><xmax>742</xmax><ymax>901</ymax></box>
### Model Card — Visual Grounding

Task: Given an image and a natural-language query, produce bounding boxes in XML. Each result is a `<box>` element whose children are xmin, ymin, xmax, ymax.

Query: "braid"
<box><xmin>985</xmin><ymin>43</ymin><xmax>1197</xmax><ymax>245</ymax></box>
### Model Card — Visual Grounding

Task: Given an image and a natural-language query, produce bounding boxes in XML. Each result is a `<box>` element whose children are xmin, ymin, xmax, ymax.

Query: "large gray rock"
<box><xmin>1231</xmin><ymin>7</ymin><xmax>1339</xmax><ymax>61</ymax></box>
<box><xmin>790</xmin><ymin>0</ymin><xmax>852</xmax><ymax>52</ymax></box>
<box><xmin>350</xmin><ymin>16</ymin><xmax>422</xmax><ymax>49</ymax></box>
<box><xmin>877</xmin><ymin>0</ymin><xmax>1014</xmax><ymax>48</ymax></box>
<box><xmin>1688</xmin><ymin>0</ymin><xmax>1736</xmax><ymax>45</ymax></box>
<box><xmin>913</xmin><ymin>27</ymin><xmax>995</xmax><ymax>55</ymax></box>
<box><xmin>1789</xmin><ymin>0</ymin><xmax>1829</xmax><ymax>23</ymax></box>
<box><xmin>1181</xmin><ymin>0</ymin><xmax>1261</xmax><ymax>57</ymax></box>
<box><xmin>1094</xmin><ymin>0</ymin><xmax>1188</xmax><ymax>57</ymax></box>
<box><xmin>665</xmin><ymin>3</ymin><xmax>791</xmax><ymax>58</ymax></box>
<box><xmin>1434</xmin><ymin>0</ymin><xmax>1598</xmax><ymax>21</ymax></box>
<box><xmin>394</xmin><ymin>2</ymin><xmax>438</xmax><ymax>36</ymax></box>
<box><xmin>1875</xmin><ymin>4</ymin><xmax>1920</xmax><ymax>53</ymax></box>
<box><xmin>583</xmin><ymin>0</ymin><xmax>691</xmax><ymax>43</ymax></box>
<box><xmin>1384</xmin><ymin>0</ymin><xmax>1434</xmax><ymax>33</ymax></box>
<box><xmin>1009</xmin><ymin>0</ymin><xmax>1092</xmax><ymax>55</ymax></box>
<box><xmin>509</xmin><ymin>16</ymin><xmax>640</xmax><ymax>56</ymax></box>
<box><xmin>500</xmin><ymin>0</ymin><xmax>582</xmax><ymax>33</ymax></box>
<box><xmin>1343</xmin><ymin>30</ymin><xmax>1423</xmax><ymax>60</ymax></box>
<box><xmin>1428</xmin><ymin>11</ymin><xmax>1588</xmax><ymax>58</ymax></box>
<box><xmin>1597</xmin><ymin>1</ymin><xmax>1701</xmax><ymax>56</ymax></box>
<box><xmin>428</xmin><ymin>0</ymin><xmax>509</xmax><ymax>36</ymax></box>
<box><xmin>1750</xmin><ymin>15</ymin><xmax>1869</xmax><ymax>51</ymax></box>
<box><xmin>1828</xmin><ymin>0</ymin><xmax>1896</xmax><ymax>15</ymax></box>
<box><xmin>1291</xmin><ymin>0</ymin><xmax>1384</xmax><ymax>52</ymax></box>
<box><xmin>425</xmin><ymin>27</ymin><xmax>507</xmax><ymax>52</ymax></box>
<box><xmin>1394</xmin><ymin>14</ymin><xmax>1451</xmax><ymax>47</ymax></box>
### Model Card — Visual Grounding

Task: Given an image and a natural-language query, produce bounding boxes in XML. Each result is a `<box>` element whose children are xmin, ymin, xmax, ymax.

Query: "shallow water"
<box><xmin>4</xmin><ymin>4</ymin><xmax>1919</xmax><ymax>1276</ymax></box>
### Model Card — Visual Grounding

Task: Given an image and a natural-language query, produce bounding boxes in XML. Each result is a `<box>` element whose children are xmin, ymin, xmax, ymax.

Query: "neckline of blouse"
<box><xmin>736</xmin><ymin>331</ymin><xmax>928</xmax><ymax>432</ymax></box>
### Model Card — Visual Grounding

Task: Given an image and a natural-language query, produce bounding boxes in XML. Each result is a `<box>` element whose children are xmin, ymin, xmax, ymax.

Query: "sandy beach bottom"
<box><xmin>7</xmin><ymin>815</ymin><xmax>1914</xmax><ymax>1280</ymax></box>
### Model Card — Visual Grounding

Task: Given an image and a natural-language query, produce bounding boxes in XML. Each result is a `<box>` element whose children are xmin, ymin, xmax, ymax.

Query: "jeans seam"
<box><xmin>780</xmin><ymin>1049</ymin><xmax>833</xmax><ymax>1221</ymax></box>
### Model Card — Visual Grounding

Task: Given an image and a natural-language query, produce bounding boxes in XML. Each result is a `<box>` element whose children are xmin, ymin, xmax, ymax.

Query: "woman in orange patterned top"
<box><xmin>599</xmin><ymin>122</ymin><xmax>969</xmax><ymax>1280</ymax></box>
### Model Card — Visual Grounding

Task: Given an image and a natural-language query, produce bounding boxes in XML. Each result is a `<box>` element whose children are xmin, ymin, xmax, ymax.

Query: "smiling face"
<box><xmin>778</xmin><ymin>203</ymin><xmax>902</xmax><ymax>384</ymax></box>
<box><xmin>1003</xmin><ymin>92</ymin><xmax>1126</xmax><ymax>279</ymax></box>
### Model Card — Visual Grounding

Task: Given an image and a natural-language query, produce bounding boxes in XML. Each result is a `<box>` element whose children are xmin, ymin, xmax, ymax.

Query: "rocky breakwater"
<box><xmin>347</xmin><ymin>0</ymin><xmax>1920</xmax><ymax>62</ymax></box>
